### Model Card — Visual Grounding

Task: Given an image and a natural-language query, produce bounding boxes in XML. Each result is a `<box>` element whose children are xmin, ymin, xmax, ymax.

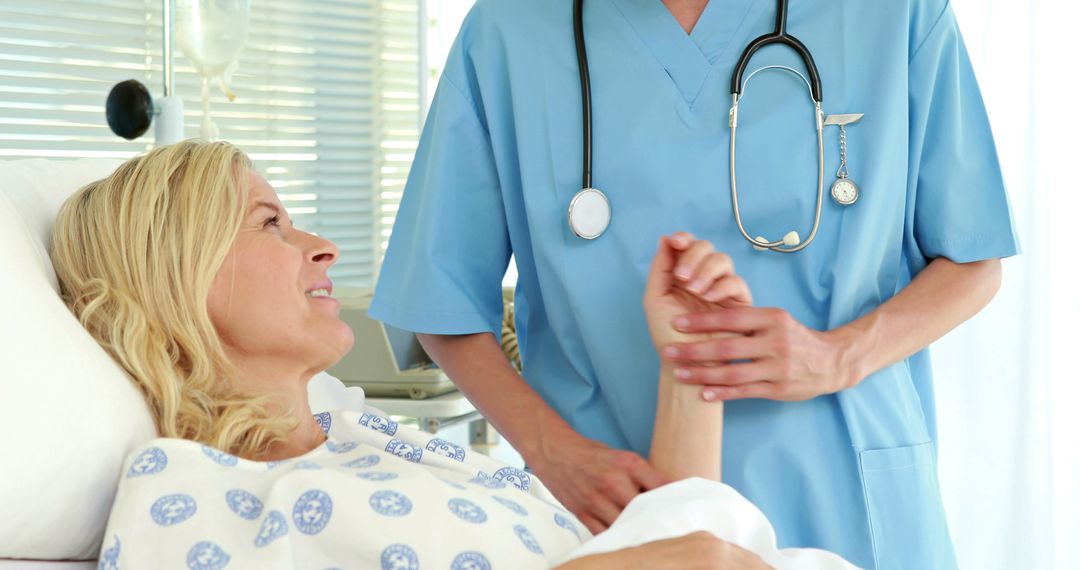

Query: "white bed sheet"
<box><xmin>0</xmin><ymin>561</ymin><xmax>94</xmax><ymax>570</ymax></box>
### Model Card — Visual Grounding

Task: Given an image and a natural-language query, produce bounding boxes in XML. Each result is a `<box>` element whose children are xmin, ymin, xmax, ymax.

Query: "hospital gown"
<box><xmin>98</xmin><ymin>410</ymin><xmax>858</xmax><ymax>569</ymax></box>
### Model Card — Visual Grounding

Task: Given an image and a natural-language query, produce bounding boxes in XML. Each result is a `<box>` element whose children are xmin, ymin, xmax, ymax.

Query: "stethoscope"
<box><xmin>568</xmin><ymin>0</ymin><xmax>857</xmax><ymax>252</ymax></box>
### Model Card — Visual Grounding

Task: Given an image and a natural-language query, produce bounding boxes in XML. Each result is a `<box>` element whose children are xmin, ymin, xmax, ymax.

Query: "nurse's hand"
<box><xmin>643</xmin><ymin>233</ymin><xmax>752</xmax><ymax>350</ymax></box>
<box><xmin>528</xmin><ymin>434</ymin><xmax>670</xmax><ymax>535</ymax></box>
<box><xmin>661</xmin><ymin>305</ymin><xmax>861</xmax><ymax>401</ymax></box>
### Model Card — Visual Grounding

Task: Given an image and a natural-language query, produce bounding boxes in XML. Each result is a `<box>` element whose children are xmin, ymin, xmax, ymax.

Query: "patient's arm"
<box><xmin>642</xmin><ymin>234</ymin><xmax>751</xmax><ymax>482</ymax></box>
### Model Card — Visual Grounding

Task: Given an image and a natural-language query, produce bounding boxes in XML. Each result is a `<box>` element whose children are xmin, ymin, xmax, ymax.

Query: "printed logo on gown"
<box><xmin>451</xmin><ymin>551</ymin><xmax>491</xmax><ymax>570</ymax></box>
<box><xmin>98</xmin><ymin>535</ymin><xmax>121</xmax><ymax>570</ymax></box>
<box><xmin>425</xmin><ymin>438</ymin><xmax>466</xmax><ymax>461</ymax></box>
<box><xmin>369</xmin><ymin>490</ymin><xmax>413</xmax><ymax>517</ymax></box>
<box><xmin>127</xmin><ymin>447</ymin><xmax>168</xmax><ymax>478</ymax></box>
<box><xmin>492</xmin><ymin>467</ymin><xmax>531</xmax><ymax>491</ymax></box>
<box><xmin>186</xmin><ymin>541</ymin><xmax>230</xmax><ymax>570</ymax></box>
<box><xmin>360</xmin><ymin>413</ymin><xmax>399</xmax><ymax>435</ymax></box>
<box><xmin>313</xmin><ymin>412</ymin><xmax>332</xmax><ymax>434</ymax></box>
<box><xmin>381</xmin><ymin>544</ymin><xmax>420</xmax><ymax>570</ymax></box>
<box><xmin>326</xmin><ymin>440</ymin><xmax>359</xmax><ymax>453</ymax></box>
<box><xmin>254</xmin><ymin>510</ymin><xmax>288</xmax><ymax>548</ymax></box>
<box><xmin>492</xmin><ymin>496</ymin><xmax>528</xmax><ymax>516</ymax></box>
<box><xmin>468</xmin><ymin>472</ymin><xmax>506</xmax><ymax>489</ymax></box>
<box><xmin>356</xmin><ymin>471</ymin><xmax>399</xmax><ymax>481</ymax></box>
<box><xmin>514</xmin><ymin>524</ymin><xmax>544</xmax><ymax>554</ymax></box>
<box><xmin>150</xmin><ymin>493</ymin><xmax>197</xmax><ymax>526</ymax></box>
<box><xmin>200</xmin><ymin>445</ymin><xmax>238</xmax><ymax>467</ymax></box>
<box><xmin>225</xmin><ymin>489</ymin><xmax>264</xmax><ymax>520</ymax></box>
<box><xmin>447</xmin><ymin>498</ymin><xmax>488</xmax><ymax>524</ymax></box>
<box><xmin>554</xmin><ymin>513</ymin><xmax>581</xmax><ymax>540</ymax></box>
<box><xmin>292</xmin><ymin>490</ymin><xmax>333</xmax><ymax>535</ymax></box>
<box><xmin>385</xmin><ymin>439</ymin><xmax>423</xmax><ymax>462</ymax></box>
<box><xmin>343</xmin><ymin>454</ymin><xmax>380</xmax><ymax>469</ymax></box>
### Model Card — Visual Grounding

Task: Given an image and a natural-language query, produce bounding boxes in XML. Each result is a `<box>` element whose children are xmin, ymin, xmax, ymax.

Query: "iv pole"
<box><xmin>105</xmin><ymin>0</ymin><xmax>185</xmax><ymax>146</ymax></box>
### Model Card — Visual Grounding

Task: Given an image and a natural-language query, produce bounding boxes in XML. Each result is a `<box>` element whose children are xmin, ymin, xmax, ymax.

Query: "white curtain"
<box><xmin>935</xmin><ymin>1</ymin><xmax>1079</xmax><ymax>568</ymax></box>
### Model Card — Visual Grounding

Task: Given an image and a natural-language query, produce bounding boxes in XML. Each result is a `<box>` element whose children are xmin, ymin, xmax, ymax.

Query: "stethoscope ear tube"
<box><xmin>730</xmin><ymin>0</ymin><xmax>823</xmax><ymax>102</ymax></box>
<box><xmin>573</xmin><ymin>0</ymin><xmax>593</xmax><ymax>191</ymax></box>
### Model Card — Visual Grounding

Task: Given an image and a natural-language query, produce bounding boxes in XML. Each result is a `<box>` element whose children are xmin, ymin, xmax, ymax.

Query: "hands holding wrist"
<box><xmin>643</xmin><ymin>231</ymin><xmax>862</xmax><ymax>402</ymax></box>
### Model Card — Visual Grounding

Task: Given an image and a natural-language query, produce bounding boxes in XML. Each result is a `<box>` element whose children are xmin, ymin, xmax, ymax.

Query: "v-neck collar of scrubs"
<box><xmin>609</xmin><ymin>0</ymin><xmax>760</xmax><ymax>106</ymax></box>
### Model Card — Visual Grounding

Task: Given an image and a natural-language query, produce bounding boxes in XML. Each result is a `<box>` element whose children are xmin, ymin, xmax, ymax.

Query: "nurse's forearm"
<box><xmin>415</xmin><ymin>332</ymin><xmax>581</xmax><ymax>462</ymax></box>
<box><xmin>649</xmin><ymin>364</ymin><xmax>723</xmax><ymax>481</ymax></box>
<box><xmin>837</xmin><ymin>257</ymin><xmax>1002</xmax><ymax>384</ymax></box>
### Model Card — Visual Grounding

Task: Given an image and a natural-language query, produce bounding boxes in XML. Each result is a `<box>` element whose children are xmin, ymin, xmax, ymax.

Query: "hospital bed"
<box><xmin>0</xmin><ymin>158</ymin><xmax>366</xmax><ymax>567</ymax></box>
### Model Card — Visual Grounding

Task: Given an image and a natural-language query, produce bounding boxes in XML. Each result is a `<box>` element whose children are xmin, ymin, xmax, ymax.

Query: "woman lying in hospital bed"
<box><xmin>51</xmin><ymin>140</ymin><xmax>857</xmax><ymax>569</ymax></box>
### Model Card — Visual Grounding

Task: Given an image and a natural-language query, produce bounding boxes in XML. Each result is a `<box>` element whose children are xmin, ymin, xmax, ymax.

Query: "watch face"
<box><xmin>831</xmin><ymin>178</ymin><xmax>859</xmax><ymax>205</ymax></box>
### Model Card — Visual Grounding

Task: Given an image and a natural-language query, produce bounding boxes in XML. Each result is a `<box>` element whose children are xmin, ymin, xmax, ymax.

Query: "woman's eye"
<box><xmin>263</xmin><ymin>215</ymin><xmax>281</xmax><ymax>228</ymax></box>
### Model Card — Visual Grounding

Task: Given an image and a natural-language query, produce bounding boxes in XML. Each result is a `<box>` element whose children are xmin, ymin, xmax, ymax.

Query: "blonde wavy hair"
<box><xmin>51</xmin><ymin>140</ymin><xmax>293</xmax><ymax>458</ymax></box>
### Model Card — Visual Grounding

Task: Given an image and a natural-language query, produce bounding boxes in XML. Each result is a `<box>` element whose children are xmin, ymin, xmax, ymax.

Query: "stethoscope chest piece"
<box><xmin>568</xmin><ymin>187</ymin><xmax>611</xmax><ymax>239</ymax></box>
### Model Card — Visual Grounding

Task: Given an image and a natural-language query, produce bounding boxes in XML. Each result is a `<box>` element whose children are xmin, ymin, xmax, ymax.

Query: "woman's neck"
<box><xmin>662</xmin><ymin>0</ymin><xmax>710</xmax><ymax>34</ymax></box>
<box><xmin>230</xmin><ymin>356</ymin><xmax>328</xmax><ymax>461</ymax></box>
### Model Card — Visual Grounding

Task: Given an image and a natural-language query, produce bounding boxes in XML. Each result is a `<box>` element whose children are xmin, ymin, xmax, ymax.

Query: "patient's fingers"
<box><xmin>644</xmin><ymin>236</ymin><xmax>677</xmax><ymax>301</ymax></box>
<box><xmin>672</xmin><ymin>239</ymin><xmax>714</xmax><ymax>282</ymax></box>
<box><xmin>682</xmin><ymin>251</ymin><xmax>734</xmax><ymax>295</ymax></box>
<box><xmin>701</xmin><ymin>274</ymin><xmax>751</xmax><ymax>305</ymax></box>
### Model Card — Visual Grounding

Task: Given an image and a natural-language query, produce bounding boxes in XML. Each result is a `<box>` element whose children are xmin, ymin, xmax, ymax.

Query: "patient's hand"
<box><xmin>643</xmin><ymin>233</ymin><xmax>752</xmax><ymax>350</ymax></box>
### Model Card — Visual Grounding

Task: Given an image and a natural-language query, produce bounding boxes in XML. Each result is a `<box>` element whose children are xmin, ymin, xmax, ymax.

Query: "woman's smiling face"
<box><xmin>207</xmin><ymin>169</ymin><xmax>354</xmax><ymax>377</ymax></box>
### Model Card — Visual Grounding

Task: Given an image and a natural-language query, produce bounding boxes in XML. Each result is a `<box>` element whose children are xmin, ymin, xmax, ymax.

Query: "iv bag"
<box><xmin>175</xmin><ymin>0</ymin><xmax>251</xmax><ymax>139</ymax></box>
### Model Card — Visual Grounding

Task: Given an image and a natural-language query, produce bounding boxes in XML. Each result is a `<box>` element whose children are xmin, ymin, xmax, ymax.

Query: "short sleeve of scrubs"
<box><xmin>369</xmin><ymin>50</ymin><xmax>510</xmax><ymax>336</ymax></box>
<box><xmin>907</xmin><ymin>2</ymin><xmax>1020</xmax><ymax>263</ymax></box>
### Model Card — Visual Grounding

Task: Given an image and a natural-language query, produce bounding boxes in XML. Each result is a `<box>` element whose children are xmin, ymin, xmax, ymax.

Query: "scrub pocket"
<box><xmin>859</xmin><ymin>442</ymin><xmax>957</xmax><ymax>570</ymax></box>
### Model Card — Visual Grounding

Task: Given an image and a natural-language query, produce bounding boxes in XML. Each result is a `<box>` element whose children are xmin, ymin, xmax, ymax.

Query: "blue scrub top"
<box><xmin>371</xmin><ymin>1</ymin><xmax>1019</xmax><ymax>568</ymax></box>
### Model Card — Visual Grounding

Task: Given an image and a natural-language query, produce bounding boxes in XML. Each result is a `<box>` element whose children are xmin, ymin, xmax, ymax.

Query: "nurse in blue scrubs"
<box><xmin>370</xmin><ymin>0</ymin><xmax>1019</xmax><ymax>567</ymax></box>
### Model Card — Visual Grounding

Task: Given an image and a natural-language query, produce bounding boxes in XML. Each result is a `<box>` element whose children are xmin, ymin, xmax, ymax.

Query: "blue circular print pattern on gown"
<box><xmin>313</xmin><ymin>412</ymin><xmax>332</xmax><ymax>434</ymax></box>
<box><xmin>359</xmin><ymin>412</ymin><xmax>398</xmax><ymax>436</ymax></box>
<box><xmin>468</xmin><ymin>472</ymin><xmax>506</xmax><ymax>490</ymax></box>
<box><xmin>554</xmin><ymin>513</ymin><xmax>581</xmax><ymax>540</ymax></box>
<box><xmin>447</xmin><ymin>498</ymin><xmax>487</xmax><ymax>524</ymax></box>
<box><xmin>492</xmin><ymin>496</ymin><xmax>528</xmax><ymax>516</ymax></box>
<box><xmin>99</xmin><ymin>535</ymin><xmax>121</xmax><ymax>570</ymax></box>
<box><xmin>150</xmin><ymin>493</ymin><xmax>197</xmax><ymax>526</ymax></box>
<box><xmin>493</xmin><ymin>467</ymin><xmax>531</xmax><ymax>491</ymax></box>
<box><xmin>356</xmin><ymin>471</ymin><xmax>399</xmax><ymax>482</ymax></box>
<box><xmin>200</xmin><ymin>445</ymin><xmax>238</xmax><ymax>467</ymax></box>
<box><xmin>385</xmin><ymin>439</ymin><xmax>423</xmax><ymax>463</ymax></box>
<box><xmin>292</xmin><ymin>489</ymin><xmax>333</xmax><ymax>535</ymax></box>
<box><xmin>326</xmin><ymin>440</ymin><xmax>358</xmax><ymax>453</ymax></box>
<box><xmin>225</xmin><ymin>489</ymin><xmax>263</xmax><ymax>520</ymax></box>
<box><xmin>186</xmin><ymin>541</ymin><xmax>230</xmax><ymax>570</ymax></box>
<box><xmin>254</xmin><ymin>510</ymin><xmax>288</xmax><ymax>548</ymax></box>
<box><xmin>513</xmin><ymin>524</ymin><xmax>544</xmax><ymax>554</ymax></box>
<box><xmin>380</xmin><ymin>544</ymin><xmax>419</xmax><ymax>570</ymax></box>
<box><xmin>127</xmin><ymin>447</ymin><xmax>168</xmax><ymax>478</ymax></box>
<box><xmin>369</xmin><ymin>490</ymin><xmax>413</xmax><ymax>517</ymax></box>
<box><xmin>343</xmin><ymin>454</ymin><xmax>380</xmax><ymax>469</ymax></box>
<box><xmin>292</xmin><ymin>460</ymin><xmax>323</xmax><ymax>470</ymax></box>
<box><xmin>424</xmin><ymin>438</ymin><xmax>466</xmax><ymax>461</ymax></box>
<box><xmin>450</xmin><ymin>551</ymin><xmax>491</xmax><ymax>570</ymax></box>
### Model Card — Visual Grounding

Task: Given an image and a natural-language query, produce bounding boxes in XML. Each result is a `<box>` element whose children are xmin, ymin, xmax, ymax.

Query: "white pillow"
<box><xmin>0</xmin><ymin>158</ymin><xmax>363</xmax><ymax>560</ymax></box>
